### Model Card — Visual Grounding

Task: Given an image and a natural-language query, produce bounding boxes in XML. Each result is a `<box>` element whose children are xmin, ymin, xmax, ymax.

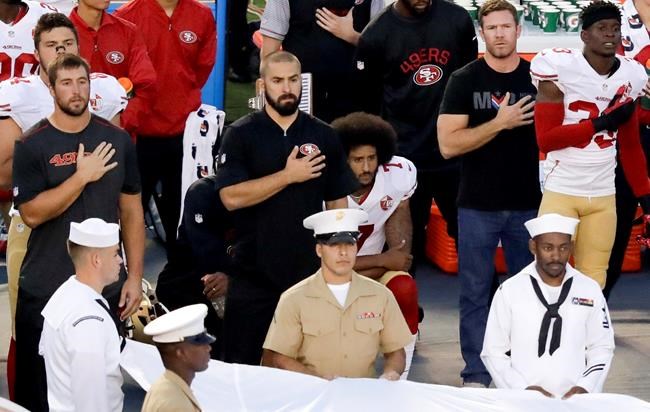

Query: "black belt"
<box><xmin>529</xmin><ymin>275</ymin><xmax>573</xmax><ymax>357</ymax></box>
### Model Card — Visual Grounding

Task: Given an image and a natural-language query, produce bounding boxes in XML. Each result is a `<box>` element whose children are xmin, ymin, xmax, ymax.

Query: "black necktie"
<box><xmin>529</xmin><ymin>275</ymin><xmax>573</xmax><ymax>357</ymax></box>
<box><xmin>95</xmin><ymin>299</ymin><xmax>127</xmax><ymax>352</ymax></box>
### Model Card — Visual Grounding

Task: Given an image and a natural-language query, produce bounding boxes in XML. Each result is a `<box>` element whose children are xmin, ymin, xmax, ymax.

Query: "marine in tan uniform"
<box><xmin>262</xmin><ymin>209</ymin><xmax>412</xmax><ymax>380</ymax></box>
<box><xmin>141</xmin><ymin>304</ymin><xmax>214</xmax><ymax>412</ymax></box>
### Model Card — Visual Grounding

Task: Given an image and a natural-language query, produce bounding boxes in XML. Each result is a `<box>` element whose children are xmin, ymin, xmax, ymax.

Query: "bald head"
<box><xmin>260</xmin><ymin>51</ymin><xmax>301</xmax><ymax>78</ymax></box>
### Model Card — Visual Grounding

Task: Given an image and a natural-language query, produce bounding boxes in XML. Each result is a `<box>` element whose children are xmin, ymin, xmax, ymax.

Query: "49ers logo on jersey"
<box><xmin>299</xmin><ymin>143</ymin><xmax>319</xmax><ymax>156</ymax></box>
<box><xmin>49</xmin><ymin>152</ymin><xmax>78</xmax><ymax>167</ymax></box>
<box><xmin>180</xmin><ymin>31</ymin><xmax>198</xmax><ymax>44</ymax></box>
<box><xmin>379</xmin><ymin>195</ymin><xmax>393</xmax><ymax>211</ymax></box>
<box><xmin>413</xmin><ymin>64</ymin><xmax>443</xmax><ymax>86</ymax></box>
<box><xmin>106</xmin><ymin>51</ymin><xmax>124</xmax><ymax>64</ymax></box>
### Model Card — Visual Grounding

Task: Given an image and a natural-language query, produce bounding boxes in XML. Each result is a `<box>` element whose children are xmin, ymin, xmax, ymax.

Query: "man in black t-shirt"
<box><xmin>12</xmin><ymin>54</ymin><xmax>144</xmax><ymax>411</ymax></box>
<box><xmin>438</xmin><ymin>0</ymin><xmax>541</xmax><ymax>388</ymax></box>
<box><xmin>155</xmin><ymin>176</ymin><xmax>231</xmax><ymax>359</ymax></box>
<box><xmin>215</xmin><ymin>51</ymin><xmax>358</xmax><ymax>365</ymax></box>
<box><xmin>355</xmin><ymin>0</ymin><xmax>478</xmax><ymax>265</ymax></box>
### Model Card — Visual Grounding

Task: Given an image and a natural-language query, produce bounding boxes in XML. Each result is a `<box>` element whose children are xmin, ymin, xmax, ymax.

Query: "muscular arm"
<box><xmin>18</xmin><ymin>172</ymin><xmax>87</xmax><ymax>228</ymax></box>
<box><xmin>117</xmin><ymin>193</ymin><xmax>145</xmax><ymax>319</ymax></box>
<box><xmin>119</xmin><ymin>193</ymin><xmax>144</xmax><ymax>282</ymax></box>
<box><xmin>18</xmin><ymin>142</ymin><xmax>117</xmax><ymax>228</ymax></box>
<box><xmin>534</xmin><ymin>81</ymin><xmax>598</xmax><ymax>153</ymax></box>
<box><xmin>381</xmin><ymin>348</ymin><xmax>406</xmax><ymax>379</ymax></box>
<box><xmin>220</xmin><ymin>147</ymin><xmax>326</xmax><ymax>211</ymax></box>
<box><xmin>219</xmin><ymin>169</ymin><xmax>291</xmax><ymax>211</ymax></box>
<box><xmin>354</xmin><ymin>200</ymin><xmax>413</xmax><ymax>278</ymax></box>
<box><xmin>261</xmin><ymin>36</ymin><xmax>283</xmax><ymax>60</ymax></box>
<box><xmin>261</xmin><ymin>349</ymin><xmax>324</xmax><ymax>378</ymax></box>
<box><xmin>385</xmin><ymin>199</ymin><xmax>412</xmax><ymax>252</ymax></box>
<box><xmin>0</xmin><ymin>117</ymin><xmax>22</xmax><ymax>188</ymax></box>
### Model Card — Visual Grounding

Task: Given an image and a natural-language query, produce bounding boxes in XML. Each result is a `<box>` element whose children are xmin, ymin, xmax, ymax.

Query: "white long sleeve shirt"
<box><xmin>39</xmin><ymin>276</ymin><xmax>124</xmax><ymax>412</ymax></box>
<box><xmin>481</xmin><ymin>262</ymin><xmax>614</xmax><ymax>397</ymax></box>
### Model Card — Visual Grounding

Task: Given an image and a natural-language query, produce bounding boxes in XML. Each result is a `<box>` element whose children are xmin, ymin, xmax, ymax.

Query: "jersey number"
<box><xmin>0</xmin><ymin>52</ymin><xmax>38</xmax><ymax>82</ymax></box>
<box><xmin>567</xmin><ymin>100</ymin><xmax>617</xmax><ymax>149</ymax></box>
<box><xmin>357</xmin><ymin>224</ymin><xmax>375</xmax><ymax>251</ymax></box>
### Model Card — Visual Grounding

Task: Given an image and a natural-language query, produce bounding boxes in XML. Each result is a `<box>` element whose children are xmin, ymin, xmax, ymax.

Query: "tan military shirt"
<box><xmin>263</xmin><ymin>269</ymin><xmax>412</xmax><ymax>378</ymax></box>
<box><xmin>141</xmin><ymin>370</ymin><xmax>202</xmax><ymax>412</ymax></box>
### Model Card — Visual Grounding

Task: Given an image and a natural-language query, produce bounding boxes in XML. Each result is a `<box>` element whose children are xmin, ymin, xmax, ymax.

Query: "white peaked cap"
<box><xmin>303</xmin><ymin>209</ymin><xmax>369</xmax><ymax>234</ymax></box>
<box><xmin>69</xmin><ymin>218</ymin><xmax>119</xmax><ymax>248</ymax></box>
<box><xmin>524</xmin><ymin>213</ymin><xmax>580</xmax><ymax>238</ymax></box>
<box><xmin>144</xmin><ymin>304</ymin><xmax>212</xmax><ymax>343</ymax></box>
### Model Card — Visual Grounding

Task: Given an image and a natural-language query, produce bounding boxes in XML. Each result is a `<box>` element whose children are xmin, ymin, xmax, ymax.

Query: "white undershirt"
<box><xmin>543</xmin><ymin>283</ymin><xmax>562</xmax><ymax>304</ymax></box>
<box><xmin>327</xmin><ymin>282</ymin><xmax>351</xmax><ymax>307</ymax></box>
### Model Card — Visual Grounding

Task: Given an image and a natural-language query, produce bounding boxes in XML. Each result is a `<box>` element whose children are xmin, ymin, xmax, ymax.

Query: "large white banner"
<box><xmin>121</xmin><ymin>341</ymin><xmax>650</xmax><ymax>412</ymax></box>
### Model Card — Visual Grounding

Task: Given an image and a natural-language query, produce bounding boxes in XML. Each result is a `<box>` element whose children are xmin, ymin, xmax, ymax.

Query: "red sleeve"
<box><xmin>194</xmin><ymin>10</ymin><xmax>217</xmax><ymax>88</ymax></box>
<box><xmin>618</xmin><ymin>107</ymin><xmax>650</xmax><ymax>197</ymax></box>
<box><xmin>121</xmin><ymin>27</ymin><xmax>157</xmax><ymax>134</ymax></box>
<box><xmin>534</xmin><ymin>102</ymin><xmax>596</xmax><ymax>153</ymax></box>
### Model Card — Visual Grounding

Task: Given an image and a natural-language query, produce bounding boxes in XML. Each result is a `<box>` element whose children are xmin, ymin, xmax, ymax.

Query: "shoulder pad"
<box><xmin>89</xmin><ymin>73</ymin><xmax>128</xmax><ymax>120</ymax></box>
<box><xmin>531</xmin><ymin>48</ymin><xmax>580</xmax><ymax>82</ymax></box>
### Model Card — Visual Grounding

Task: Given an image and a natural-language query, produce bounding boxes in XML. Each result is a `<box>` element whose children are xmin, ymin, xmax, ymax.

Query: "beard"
<box><xmin>265</xmin><ymin>90</ymin><xmax>301</xmax><ymax>116</ymax></box>
<box><xmin>56</xmin><ymin>96</ymin><xmax>88</xmax><ymax>117</ymax></box>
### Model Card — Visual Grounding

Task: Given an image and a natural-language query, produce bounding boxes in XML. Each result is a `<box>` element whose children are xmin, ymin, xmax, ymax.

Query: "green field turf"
<box><xmin>223</xmin><ymin>0</ymin><xmax>264</xmax><ymax>123</ymax></box>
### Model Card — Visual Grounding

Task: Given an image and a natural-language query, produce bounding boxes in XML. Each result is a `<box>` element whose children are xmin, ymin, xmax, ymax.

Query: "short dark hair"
<box><xmin>260</xmin><ymin>51</ymin><xmax>301</xmax><ymax>77</ymax></box>
<box><xmin>48</xmin><ymin>53</ymin><xmax>90</xmax><ymax>86</ymax></box>
<box><xmin>478</xmin><ymin>0</ymin><xmax>518</xmax><ymax>27</ymax></box>
<box><xmin>331</xmin><ymin>112</ymin><xmax>397</xmax><ymax>166</ymax></box>
<box><xmin>580</xmin><ymin>1</ymin><xmax>621</xmax><ymax>30</ymax></box>
<box><xmin>67</xmin><ymin>240</ymin><xmax>95</xmax><ymax>266</ymax></box>
<box><xmin>34</xmin><ymin>13</ymin><xmax>78</xmax><ymax>50</ymax></box>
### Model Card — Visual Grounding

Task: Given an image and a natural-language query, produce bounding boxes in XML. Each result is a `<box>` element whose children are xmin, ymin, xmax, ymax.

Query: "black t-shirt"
<box><xmin>215</xmin><ymin>110</ymin><xmax>358</xmax><ymax>292</ymax></box>
<box><xmin>284</xmin><ymin>0</ymin><xmax>371</xmax><ymax>77</ymax></box>
<box><xmin>13</xmin><ymin>115</ymin><xmax>140</xmax><ymax>298</ymax></box>
<box><xmin>356</xmin><ymin>1</ymin><xmax>478</xmax><ymax>170</ymax></box>
<box><xmin>439</xmin><ymin>58</ymin><xmax>541</xmax><ymax>211</ymax></box>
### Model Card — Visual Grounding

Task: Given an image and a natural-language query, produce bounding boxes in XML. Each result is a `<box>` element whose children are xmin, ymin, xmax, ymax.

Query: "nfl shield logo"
<box><xmin>195</xmin><ymin>214</ymin><xmax>203</xmax><ymax>223</ymax></box>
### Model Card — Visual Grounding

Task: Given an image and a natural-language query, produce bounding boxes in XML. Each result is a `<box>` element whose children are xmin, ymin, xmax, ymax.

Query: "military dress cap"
<box><xmin>143</xmin><ymin>304</ymin><xmax>216</xmax><ymax>345</ymax></box>
<box><xmin>69</xmin><ymin>218</ymin><xmax>120</xmax><ymax>248</ymax></box>
<box><xmin>303</xmin><ymin>209</ymin><xmax>369</xmax><ymax>244</ymax></box>
<box><xmin>525</xmin><ymin>213</ymin><xmax>580</xmax><ymax>238</ymax></box>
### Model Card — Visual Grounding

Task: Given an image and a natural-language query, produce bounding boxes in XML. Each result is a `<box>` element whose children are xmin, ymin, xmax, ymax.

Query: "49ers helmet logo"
<box><xmin>180</xmin><ymin>30</ymin><xmax>198</xmax><ymax>44</ymax></box>
<box><xmin>299</xmin><ymin>143</ymin><xmax>319</xmax><ymax>156</ymax></box>
<box><xmin>413</xmin><ymin>64</ymin><xmax>442</xmax><ymax>86</ymax></box>
<box><xmin>380</xmin><ymin>195</ymin><xmax>393</xmax><ymax>211</ymax></box>
<box><xmin>106</xmin><ymin>51</ymin><xmax>124</xmax><ymax>64</ymax></box>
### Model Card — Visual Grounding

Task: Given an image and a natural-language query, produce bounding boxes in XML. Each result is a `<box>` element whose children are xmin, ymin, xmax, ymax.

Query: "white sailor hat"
<box><xmin>524</xmin><ymin>213</ymin><xmax>580</xmax><ymax>238</ymax></box>
<box><xmin>143</xmin><ymin>304</ymin><xmax>216</xmax><ymax>345</ymax></box>
<box><xmin>303</xmin><ymin>209</ymin><xmax>369</xmax><ymax>244</ymax></box>
<box><xmin>69</xmin><ymin>218</ymin><xmax>119</xmax><ymax>248</ymax></box>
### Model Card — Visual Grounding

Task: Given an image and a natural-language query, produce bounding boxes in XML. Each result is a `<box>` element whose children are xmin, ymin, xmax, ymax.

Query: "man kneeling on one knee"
<box><xmin>262</xmin><ymin>209</ymin><xmax>413</xmax><ymax>380</ymax></box>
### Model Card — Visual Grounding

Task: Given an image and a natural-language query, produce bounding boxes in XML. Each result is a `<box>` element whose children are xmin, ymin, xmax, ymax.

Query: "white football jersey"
<box><xmin>348</xmin><ymin>155</ymin><xmax>417</xmax><ymax>256</ymax></box>
<box><xmin>0</xmin><ymin>72</ymin><xmax>127</xmax><ymax>131</ymax></box>
<box><xmin>531</xmin><ymin>48</ymin><xmax>646</xmax><ymax>197</ymax></box>
<box><xmin>0</xmin><ymin>1</ymin><xmax>57</xmax><ymax>81</ymax></box>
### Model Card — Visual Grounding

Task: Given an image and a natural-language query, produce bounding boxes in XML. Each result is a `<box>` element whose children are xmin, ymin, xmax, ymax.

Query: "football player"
<box><xmin>531</xmin><ymin>1</ymin><xmax>650</xmax><ymax>289</ymax></box>
<box><xmin>332</xmin><ymin>112</ymin><xmax>419</xmax><ymax>380</ymax></box>
<box><xmin>0</xmin><ymin>12</ymin><xmax>126</xmax><ymax>399</ymax></box>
